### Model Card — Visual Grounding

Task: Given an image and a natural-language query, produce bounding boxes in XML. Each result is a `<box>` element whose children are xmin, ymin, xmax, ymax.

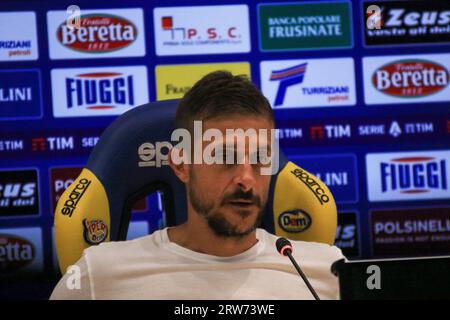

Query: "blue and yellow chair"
<box><xmin>54</xmin><ymin>100</ymin><xmax>337</xmax><ymax>273</ymax></box>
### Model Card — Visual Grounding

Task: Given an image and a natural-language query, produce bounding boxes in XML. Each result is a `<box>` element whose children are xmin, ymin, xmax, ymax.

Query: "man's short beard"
<box><xmin>206</xmin><ymin>208</ymin><xmax>263</xmax><ymax>238</ymax></box>
<box><xmin>188</xmin><ymin>171</ymin><xmax>264</xmax><ymax>238</ymax></box>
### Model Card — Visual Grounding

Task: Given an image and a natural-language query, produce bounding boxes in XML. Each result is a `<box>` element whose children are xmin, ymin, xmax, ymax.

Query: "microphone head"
<box><xmin>276</xmin><ymin>237</ymin><xmax>293</xmax><ymax>256</ymax></box>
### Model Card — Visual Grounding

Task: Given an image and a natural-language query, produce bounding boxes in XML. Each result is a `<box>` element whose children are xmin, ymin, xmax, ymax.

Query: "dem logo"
<box><xmin>278</xmin><ymin>209</ymin><xmax>312</xmax><ymax>233</ymax></box>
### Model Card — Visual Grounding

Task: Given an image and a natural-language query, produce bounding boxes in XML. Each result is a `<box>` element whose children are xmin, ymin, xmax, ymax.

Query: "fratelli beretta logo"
<box><xmin>258</xmin><ymin>1</ymin><xmax>353</xmax><ymax>51</ymax></box>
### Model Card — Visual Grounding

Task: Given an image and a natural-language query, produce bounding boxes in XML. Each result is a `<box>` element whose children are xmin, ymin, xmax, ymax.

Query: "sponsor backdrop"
<box><xmin>0</xmin><ymin>0</ymin><xmax>449</xmax><ymax>282</ymax></box>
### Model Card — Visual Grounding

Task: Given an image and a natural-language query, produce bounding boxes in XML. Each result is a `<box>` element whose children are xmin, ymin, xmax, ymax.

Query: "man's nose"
<box><xmin>233</xmin><ymin>161</ymin><xmax>257</xmax><ymax>192</ymax></box>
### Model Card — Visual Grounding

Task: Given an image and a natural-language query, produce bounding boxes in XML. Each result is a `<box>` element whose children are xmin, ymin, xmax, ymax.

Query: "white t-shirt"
<box><xmin>50</xmin><ymin>228</ymin><xmax>344</xmax><ymax>300</ymax></box>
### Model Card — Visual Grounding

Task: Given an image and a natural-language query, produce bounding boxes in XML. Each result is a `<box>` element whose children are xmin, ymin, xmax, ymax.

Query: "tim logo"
<box><xmin>367</xmin><ymin>151</ymin><xmax>450</xmax><ymax>202</ymax></box>
<box><xmin>270</xmin><ymin>63</ymin><xmax>307</xmax><ymax>107</ymax></box>
<box><xmin>52</xmin><ymin>66</ymin><xmax>148</xmax><ymax>118</ymax></box>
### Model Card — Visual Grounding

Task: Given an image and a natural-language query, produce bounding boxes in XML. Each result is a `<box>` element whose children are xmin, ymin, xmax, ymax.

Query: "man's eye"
<box><xmin>259</xmin><ymin>154</ymin><xmax>268</xmax><ymax>162</ymax></box>
<box><xmin>214</xmin><ymin>151</ymin><xmax>232</xmax><ymax>164</ymax></box>
<box><xmin>252</xmin><ymin>152</ymin><xmax>270</xmax><ymax>165</ymax></box>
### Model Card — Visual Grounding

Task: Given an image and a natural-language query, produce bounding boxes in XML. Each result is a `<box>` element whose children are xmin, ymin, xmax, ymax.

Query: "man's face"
<box><xmin>186</xmin><ymin>115</ymin><xmax>274</xmax><ymax>238</ymax></box>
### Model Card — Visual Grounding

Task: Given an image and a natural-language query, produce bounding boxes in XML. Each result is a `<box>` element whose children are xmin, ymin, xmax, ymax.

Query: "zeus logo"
<box><xmin>65</xmin><ymin>72</ymin><xmax>135</xmax><ymax>109</ymax></box>
<box><xmin>270</xmin><ymin>63</ymin><xmax>307</xmax><ymax>107</ymax></box>
<box><xmin>380</xmin><ymin>157</ymin><xmax>447</xmax><ymax>193</ymax></box>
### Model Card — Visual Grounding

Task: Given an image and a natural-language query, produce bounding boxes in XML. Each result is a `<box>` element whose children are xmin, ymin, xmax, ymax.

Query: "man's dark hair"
<box><xmin>176</xmin><ymin>71</ymin><xmax>274</xmax><ymax>131</ymax></box>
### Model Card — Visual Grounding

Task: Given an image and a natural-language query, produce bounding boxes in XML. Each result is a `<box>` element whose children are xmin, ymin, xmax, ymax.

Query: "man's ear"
<box><xmin>168</xmin><ymin>147</ymin><xmax>189</xmax><ymax>183</ymax></box>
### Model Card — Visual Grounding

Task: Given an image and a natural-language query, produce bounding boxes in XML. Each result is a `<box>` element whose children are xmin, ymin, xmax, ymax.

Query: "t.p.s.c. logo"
<box><xmin>153</xmin><ymin>5</ymin><xmax>250</xmax><ymax>56</ymax></box>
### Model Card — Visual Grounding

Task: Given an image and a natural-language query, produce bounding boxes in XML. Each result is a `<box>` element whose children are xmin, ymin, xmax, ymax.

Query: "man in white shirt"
<box><xmin>51</xmin><ymin>71</ymin><xmax>344</xmax><ymax>300</ymax></box>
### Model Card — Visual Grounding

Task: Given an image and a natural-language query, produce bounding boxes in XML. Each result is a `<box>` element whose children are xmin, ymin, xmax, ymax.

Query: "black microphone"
<box><xmin>276</xmin><ymin>237</ymin><xmax>320</xmax><ymax>300</ymax></box>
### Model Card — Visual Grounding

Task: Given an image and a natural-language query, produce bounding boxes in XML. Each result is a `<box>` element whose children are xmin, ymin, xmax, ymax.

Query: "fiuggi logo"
<box><xmin>57</xmin><ymin>14</ymin><xmax>137</xmax><ymax>52</ymax></box>
<box><xmin>372</xmin><ymin>59</ymin><xmax>449</xmax><ymax>97</ymax></box>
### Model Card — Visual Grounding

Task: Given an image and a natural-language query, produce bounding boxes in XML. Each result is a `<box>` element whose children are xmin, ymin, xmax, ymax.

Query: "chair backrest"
<box><xmin>54</xmin><ymin>100</ymin><xmax>337</xmax><ymax>273</ymax></box>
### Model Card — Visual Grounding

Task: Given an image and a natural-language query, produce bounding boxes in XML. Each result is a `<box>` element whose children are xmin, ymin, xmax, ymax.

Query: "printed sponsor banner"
<box><xmin>51</xmin><ymin>66</ymin><xmax>149</xmax><ymax>118</ymax></box>
<box><xmin>0</xmin><ymin>227</ymin><xmax>43</xmax><ymax>274</ymax></box>
<box><xmin>155</xmin><ymin>62</ymin><xmax>250</xmax><ymax>100</ymax></box>
<box><xmin>258</xmin><ymin>1</ymin><xmax>353</xmax><ymax>51</ymax></box>
<box><xmin>336</xmin><ymin>212</ymin><xmax>360</xmax><ymax>258</ymax></box>
<box><xmin>357</xmin><ymin>120</ymin><xmax>436</xmax><ymax>139</ymax></box>
<box><xmin>0</xmin><ymin>139</ymin><xmax>25</xmax><ymax>153</ymax></box>
<box><xmin>0</xmin><ymin>69</ymin><xmax>43</xmax><ymax>120</ymax></box>
<box><xmin>275</xmin><ymin>127</ymin><xmax>303</xmax><ymax>141</ymax></box>
<box><xmin>0</xmin><ymin>116</ymin><xmax>447</xmax><ymax>160</ymax></box>
<box><xmin>290</xmin><ymin>154</ymin><xmax>358</xmax><ymax>203</ymax></box>
<box><xmin>153</xmin><ymin>5</ymin><xmax>250</xmax><ymax>56</ymax></box>
<box><xmin>260</xmin><ymin>58</ymin><xmax>356</xmax><ymax>109</ymax></box>
<box><xmin>371</xmin><ymin>207</ymin><xmax>450</xmax><ymax>257</ymax></box>
<box><xmin>363</xmin><ymin>1</ymin><xmax>450</xmax><ymax>47</ymax></box>
<box><xmin>0</xmin><ymin>128</ymin><xmax>103</xmax><ymax>159</ymax></box>
<box><xmin>366</xmin><ymin>150</ymin><xmax>450</xmax><ymax>202</ymax></box>
<box><xmin>363</xmin><ymin>53</ymin><xmax>450</xmax><ymax>105</ymax></box>
<box><xmin>0</xmin><ymin>12</ymin><xmax>38</xmax><ymax>61</ymax></box>
<box><xmin>0</xmin><ymin>168</ymin><xmax>39</xmax><ymax>217</ymax></box>
<box><xmin>47</xmin><ymin>8</ymin><xmax>145</xmax><ymax>59</ymax></box>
